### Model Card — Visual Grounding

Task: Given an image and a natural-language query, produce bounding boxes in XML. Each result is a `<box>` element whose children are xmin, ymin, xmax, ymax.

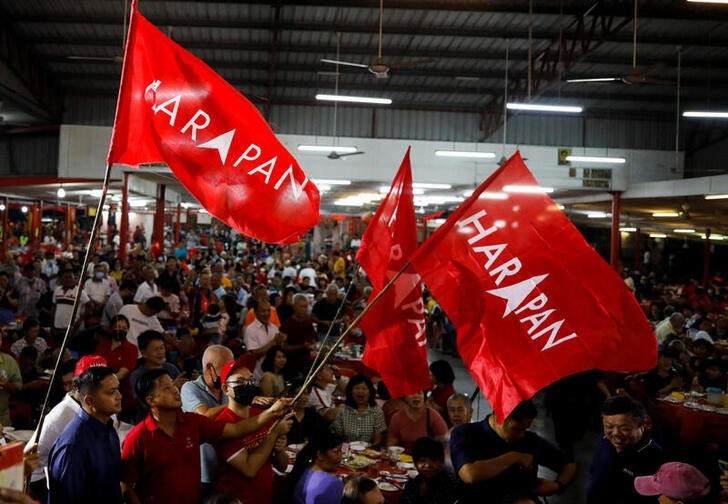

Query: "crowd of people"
<box><xmin>0</xmin><ymin>226</ymin><xmax>725</xmax><ymax>504</ymax></box>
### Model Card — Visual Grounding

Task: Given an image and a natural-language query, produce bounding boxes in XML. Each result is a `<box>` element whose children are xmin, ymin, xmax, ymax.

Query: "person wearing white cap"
<box><xmin>634</xmin><ymin>462</ymin><xmax>710</xmax><ymax>503</ymax></box>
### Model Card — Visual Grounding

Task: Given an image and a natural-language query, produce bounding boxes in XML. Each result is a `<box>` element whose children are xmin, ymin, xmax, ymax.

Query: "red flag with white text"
<box><xmin>356</xmin><ymin>148</ymin><xmax>431</xmax><ymax>398</ymax></box>
<box><xmin>410</xmin><ymin>152</ymin><xmax>656</xmax><ymax>420</ymax></box>
<box><xmin>107</xmin><ymin>2</ymin><xmax>319</xmax><ymax>244</ymax></box>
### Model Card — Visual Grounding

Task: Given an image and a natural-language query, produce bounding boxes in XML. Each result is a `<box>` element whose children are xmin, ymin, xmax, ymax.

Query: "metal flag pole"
<box><xmin>27</xmin><ymin>162</ymin><xmax>115</xmax><ymax>479</ymax></box>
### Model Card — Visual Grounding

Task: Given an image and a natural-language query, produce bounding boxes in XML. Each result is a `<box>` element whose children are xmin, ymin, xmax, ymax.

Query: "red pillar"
<box><xmin>633</xmin><ymin>227</ymin><xmax>641</xmax><ymax>270</ymax></box>
<box><xmin>64</xmin><ymin>205</ymin><xmax>72</xmax><ymax>249</ymax></box>
<box><xmin>610</xmin><ymin>191</ymin><xmax>621</xmax><ymax>271</ymax></box>
<box><xmin>175</xmin><ymin>202</ymin><xmax>181</xmax><ymax>248</ymax></box>
<box><xmin>120</xmin><ymin>172</ymin><xmax>130</xmax><ymax>266</ymax></box>
<box><xmin>152</xmin><ymin>184</ymin><xmax>166</xmax><ymax>252</ymax></box>
<box><xmin>30</xmin><ymin>202</ymin><xmax>41</xmax><ymax>252</ymax></box>
<box><xmin>0</xmin><ymin>197</ymin><xmax>8</xmax><ymax>262</ymax></box>
<box><xmin>107</xmin><ymin>204</ymin><xmax>116</xmax><ymax>247</ymax></box>
<box><xmin>186</xmin><ymin>207</ymin><xmax>191</xmax><ymax>233</ymax></box>
<box><xmin>703</xmin><ymin>229</ymin><xmax>711</xmax><ymax>288</ymax></box>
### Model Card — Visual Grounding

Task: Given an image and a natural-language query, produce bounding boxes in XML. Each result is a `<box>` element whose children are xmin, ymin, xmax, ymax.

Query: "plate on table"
<box><xmin>380</xmin><ymin>471</ymin><xmax>408</xmax><ymax>483</ymax></box>
<box><xmin>376</xmin><ymin>479</ymin><xmax>400</xmax><ymax>492</ymax></box>
<box><xmin>288</xmin><ymin>443</ymin><xmax>305</xmax><ymax>453</ymax></box>
<box><xmin>342</xmin><ymin>454</ymin><xmax>375</xmax><ymax>469</ymax></box>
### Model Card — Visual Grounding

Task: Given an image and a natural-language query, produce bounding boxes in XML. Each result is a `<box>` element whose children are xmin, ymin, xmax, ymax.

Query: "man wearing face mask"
<box><xmin>84</xmin><ymin>263</ymin><xmax>111</xmax><ymax>318</ymax></box>
<box><xmin>213</xmin><ymin>359</ymin><xmax>292</xmax><ymax>504</ymax></box>
<box><xmin>181</xmin><ymin>345</ymin><xmax>234</xmax><ymax>496</ymax></box>
<box><xmin>94</xmin><ymin>315</ymin><xmax>138</xmax><ymax>418</ymax></box>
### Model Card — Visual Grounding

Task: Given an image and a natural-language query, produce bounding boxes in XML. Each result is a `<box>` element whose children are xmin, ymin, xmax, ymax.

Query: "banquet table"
<box><xmin>650</xmin><ymin>398</ymin><xmax>728</xmax><ymax>449</ymax></box>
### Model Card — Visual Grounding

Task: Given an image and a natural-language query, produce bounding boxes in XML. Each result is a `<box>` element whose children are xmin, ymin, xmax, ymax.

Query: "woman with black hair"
<box><xmin>428</xmin><ymin>360</ymin><xmax>456</xmax><ymax>416</ymax></box>
<box><xmin>286</xmin><ymin>380</ymin><xmax>328</xmax><ymax>445</ymax></box>
<box><xmin>330</xmin><ymin>374</ymin><xmax>386</xmax><ymax>445</ymax></box>
<box><xmin>258</xmin><ymin>346</ymin><xmax>287</xmax><ymax>398</ymax></box>
<box><xmin>289</xmin><ymin>434</ymin><xmax>344</xmax><ymax>504</ymax></box>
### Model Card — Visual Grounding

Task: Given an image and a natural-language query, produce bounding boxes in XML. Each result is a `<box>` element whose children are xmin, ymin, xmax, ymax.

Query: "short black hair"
<box><xmin>59</xmin><ymin>359</ymin><xmax>77</xmax><ymax>377</ymax></box>
<box><xmin>110</xmin><ymin>314</ymin><xmax>129</xmax><ymax>328</ymax></box>
<box><xmin>601</xmin><ymin>396</ymin><xmax>646</xmax><ymax>423</ymax></box>
<box><xmin>145</xmin><ymin>296</ymin><xmax>166</xmax><ymax>312</ymax></box>
<box><xmin>344</xmin><ymin>374</ymin><xmax>376</xmax><ymax>408</ymax></box>
<box><xmin>412</xmin><ymin>437</ymin><xmax>445</xmax><ymax>463</ymax></box>
<box><xmin>135</xmin><ymin>368</ymin><xmax>171</xmax><ymax>409</ymax></box>
<box><xmin>507</xmin><ymin>400</ymin><xmax>538</xmax><ymax>422</ymax></box>
<box><xmin>429</xmin><ymin>360</ymin><xmax>455</xmax><ymax>386</ymax></box>
<box><xmin>137</xmin><ymin>330</ymin><xmax>165</xmax><ymax>351</ymax></box>
<box><xmin>77</xmin><ymin>366</ymin><xmax>117</xmax><ymax>400</ymax></box>
<box><xmin>261</xmin><ymin>345</ymin><xmax>285</xmax><ymax>373</ymax></box>
<box><xmin>22</xmin><ymin>318</ymin><xmax>39</xmax><ymax>332</ymax></box>
<box><xmin>120</xmin><ymin>280</ymin><xmax>137</xmax><ymax>292</ymax></box>
<box><xmin>19</xmin><ymin>346</ymin><xmax>38</xmax><ymax>361</ymax></box>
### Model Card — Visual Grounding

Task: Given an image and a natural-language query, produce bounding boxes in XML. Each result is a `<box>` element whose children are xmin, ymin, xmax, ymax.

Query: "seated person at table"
<box><xmin>287</xmin><ymin>381</ymin><xmax>329</xmax><ymax>445</ymax></box>
<box><xmin>129</xmin><ymin>330</ymin><xmax>184</xmax><ymax>401</ymax></box>
<box><xmin>401</xmin><ymin>437</ymin><xmax>462</xmax><ymax>504</ymax></box>
<box><xmin>588</xmin><ymin>396</ymin><xmax>665</xmax><ymax>504</ymax></box>
<box><xmin>213</xmin><ymin>360</ymin><xmax>292</xmax><ymax>504</ymax></box>
<box><xmin>387</xmin><ymin>391</ymin><xmax>448</xmax><ymax>452</ymax></box>
<box><xmin>427</xmin><ymin>360</ymin><xmax>456</xmax><ymax>416</ymax></box>
<box><xmin>258</xmin><ymin>346</ymin><xmax>287</xmax><ymax>398</ymax></box>
<box><xmin>450</xmin><ymin>400</ymin><xmax>576</xmax><ymax>504</ymax></box>
<box><xmin>342</xmin><ymin>475</ymin><xmax>384</xmax><ymax>504</ymax></box>
<box><xmin>691</xmin><ymin>357</ymin><xmax>727</xmax><ymax>392</ymax></box>
<box><xmin>644</xmin><ymin>351</ymin><xmax>684</xmax><ymax>398</ymax></box>
<box><xmin>330</xmin><ymin>375</ymin><xmax>386</xmax><ymax>445</ymax></box>
<box><xmin>446</xmin><ymin>393</ymin><xmax>473</xmax><ymax>429</ymax></box>
<box><xmin>307</xmin><ymin>361</ymin><xmax>346</xmax><ymax>423</ymax></box>
<box><xmin>289</xmin><ymin>433</ymin><xmax>344</xmax><ymax>504</ymax></box>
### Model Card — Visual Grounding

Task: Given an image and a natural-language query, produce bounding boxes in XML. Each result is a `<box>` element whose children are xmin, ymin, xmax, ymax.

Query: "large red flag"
<box><xmin>410</xmin><ymin>152</ymin><xmax>656</xmax><ymax>420</ymax></box>
<box><xmin>107</xmin><ymin>2</ymin><xmax>319</xmax><ymax>244</ymax></box>
<box><xmin>356</xmin><ymin>148</ymin><xmax>431</xmax><ymax>398</ymax></box>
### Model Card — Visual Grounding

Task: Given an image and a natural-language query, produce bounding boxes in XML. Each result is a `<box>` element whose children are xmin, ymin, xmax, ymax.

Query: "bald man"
<box><xmin>180</xmin><ymin>345</ymin><xmax>234</xmax><ymax>494</ymax></box>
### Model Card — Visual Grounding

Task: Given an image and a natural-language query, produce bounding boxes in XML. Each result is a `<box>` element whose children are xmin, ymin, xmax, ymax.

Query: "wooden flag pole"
<box><xmin>268</xmin><ymin>260</ymin><xmax>412</xmax><ymax>434</ymax></box>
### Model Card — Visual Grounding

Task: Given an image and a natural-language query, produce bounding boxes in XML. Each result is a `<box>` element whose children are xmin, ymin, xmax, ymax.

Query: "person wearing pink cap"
<box><xmin>634</xmin><ymin>462</ymin><xmax>711</xmax><ymax>503</ymax></box>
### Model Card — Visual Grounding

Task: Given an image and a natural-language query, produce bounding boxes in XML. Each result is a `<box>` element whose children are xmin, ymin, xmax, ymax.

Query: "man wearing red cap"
<box><xmin>634</xmin><ymin>462</ymin><xmax>711</xmax><ymax>503</ymax></box>
<box><xmin>28</xmin><ymin>355</ymin><xmax>128</xmax><ymax>501</ymax></box>
<box><xmin>213</xmin><ymin>360</ymin><xmax>292</xmax><ymax>504</ymax></box>
<box><xmin>121</xmin><ymin>367</ymin><xmax>291</xmax><ymax>504</ymax></box>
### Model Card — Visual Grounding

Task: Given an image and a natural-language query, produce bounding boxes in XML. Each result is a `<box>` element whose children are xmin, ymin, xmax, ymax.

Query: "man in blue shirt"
<box><xmin>450</xmin><ymin>400</ymin><xmax>576</xmax><ymax>503</ymax></box>
<box><xmin>47</xmin><ymin>366</ymin><xmax>123</xmax><ymax>504</ymax></box>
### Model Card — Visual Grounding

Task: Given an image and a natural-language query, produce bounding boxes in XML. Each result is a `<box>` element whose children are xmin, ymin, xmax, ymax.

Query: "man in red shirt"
<box><xmin>214</xmin><ymin>360</ymin><xmax>291</xmax><ymax>504</ymax></box>
<box><xmin>280</xmin><ymin>293</ymin><xmax>316</xmax><ymax>379</ymax></box>
<box><xmin>121</xmin><ymin>368</ymin><xmax>291</xmax><ymax>504</ymax></box>
<box><xmin>94</xmin><ymin>315</ymin><xmax>138</xmax><ymax>416</ymax></box>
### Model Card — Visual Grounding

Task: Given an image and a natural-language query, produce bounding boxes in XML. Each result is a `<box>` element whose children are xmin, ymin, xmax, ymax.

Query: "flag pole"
<box><xmin>27</xmin><ymin>162</ymin><xmax>115</xmax><ymax>485</ymax></box>
<box><xmin>269</xmin><ymin>260</ymin><xmax>412</xmax><ymax>434</ymax></box>
<box><xmin>303</xmin><ymin>265</ymin><xmax>361</xmax><ymax>385</ymax></box>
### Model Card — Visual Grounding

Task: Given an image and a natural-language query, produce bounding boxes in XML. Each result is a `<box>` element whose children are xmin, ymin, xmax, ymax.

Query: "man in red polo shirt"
<box><xmin>214</xmin><ymin>360</ymin><xmax>292</xmax><ymax>504</ymax></box>
<box><xmin>120</xmin><ymin>368</ymin><xmax>291</xmax><ymax>504</ymax></box>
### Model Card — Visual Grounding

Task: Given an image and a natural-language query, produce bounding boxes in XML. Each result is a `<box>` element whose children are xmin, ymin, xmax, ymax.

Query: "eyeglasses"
<box><xmin>226</xmin><ymin>379</ymin><xmax>256</xmax><ymax>387</ymax></box>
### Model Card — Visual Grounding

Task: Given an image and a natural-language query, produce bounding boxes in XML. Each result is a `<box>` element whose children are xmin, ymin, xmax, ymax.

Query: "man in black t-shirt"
<box><xmin>450</xmin><ymin>400</ymin><xmax>576</xmax><ymax>503</ymax></box>
<box><xmin>311</xmin><ymin>284</ymin><xmax>349</xmax><ymax>340</ymax></box>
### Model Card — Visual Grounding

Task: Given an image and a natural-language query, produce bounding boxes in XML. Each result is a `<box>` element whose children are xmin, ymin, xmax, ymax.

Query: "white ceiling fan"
<box><xmin>320</xmin><ymin>0</ymin><xmax>436</xmax><ymax>79</ymax></box>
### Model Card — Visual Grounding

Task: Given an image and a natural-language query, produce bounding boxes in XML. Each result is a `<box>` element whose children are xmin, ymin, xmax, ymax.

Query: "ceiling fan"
<box><xmin>327</xmin><ymin>150</ymin><xmax>365</xmax><ymax>160</ymax></box>
<box><xmin>320</xmin><ymin>0</ymin><xmax>436</xmax><ymax>79</ymax></box>
<box><xmin>566</xmin><ymin>1</ymin><xmax>675</xmax><ymax>86</ymax></box>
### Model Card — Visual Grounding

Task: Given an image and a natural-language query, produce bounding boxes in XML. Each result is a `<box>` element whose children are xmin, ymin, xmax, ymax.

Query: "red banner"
<box><xmin>357</xmin><ymin>148</ymin><xmax>431</xmax><ymax>398</ymax></box>
<box><xmin>410</xmin><ymin>152</ymin><xmax>657</xmax><ymax>420</ymax></box>
<box><xmin>107</xmin><ymin>3</ymin><xmax>319</xmax><ymax>244</ymax></box>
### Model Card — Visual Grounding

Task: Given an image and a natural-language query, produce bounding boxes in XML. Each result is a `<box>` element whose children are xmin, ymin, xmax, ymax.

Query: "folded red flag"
<box><xmin>410</xmin><ymin>152</ymin><xmax>657</xmax><ymax>420</ymax></box>
<box><xmin>107</xmin><ymin>2</ymin><xmax>319</xmax><ymax>244</ymax></box>
<box><xmin>356</xmin><ymin>148</ymin><xmax>431</xmax><ymax>398</ymax></box>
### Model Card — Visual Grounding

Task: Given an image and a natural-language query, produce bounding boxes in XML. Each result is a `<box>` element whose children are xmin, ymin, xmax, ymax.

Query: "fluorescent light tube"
<box><xmin>652</xmin><ymin>212</ymin><xmax>679</xmax><ymax>217</ymax></box>
<box><xmin>435</xmin><ymin>150</ymin><xmax>496</xmax><ymax>159</ymax></box>
<box><xmin>673</xmin><ymin>229</ymin><xmax>696</xmax><ymax>233</ymax></box>
<box><xmin>565</xmin><ymin>155</ymin><xmax>626</xmax><ymax>164</ymax></box>
<box><xmin>649</xmin><ymin>233</ymin><xmax>667</xmax><ymax>238</ymax></box>
<box><xmin>683</xmin><ymin>111</ymin><xmax>728</xmax><ymax>118</ymax></box>
<box><xmin>311</xmin><ymin>179</ymin><xmax>351</xmax><ymax>186</ymax></box>
<box><xmin>316</xmin><ymin>94</ymin><xmax>392</xmax><ymax>105</ymax></box>
<box><xmin>587</xmin><ymin>212</ymin><xmax>609</xmax><ymax>218</ymax></box>
<box><xmin>506</xmin><ymin>103</ymin><xmax>582</xmax><ymax>113</ymax></box>
<box><xmin>620</xmin><ymin>227</ymin><xmax>637</xmax><ymax>232</ymax></box>
<box><xmin>566</xmin><ymin>77</ymin><xmax>622</xmax><ymax>83</ymax></box>
<box><xmin>705</xmin><ymin>194</ymin><xmax>728</xmax><ymax>200</ymax></box>
<box><xmin>413</xmin><ymin>183</ymin><xmax>452</xmax><ymax>189</ymax></box>
<box><xmin>297</xmin><ymin>145</ymin><xmax>357</xmax><ymax>153</ymax></box>
<box><xmin>503</xmin><ymin>184</ymin><xmax>555</xmax><ymax>194</ymax></box>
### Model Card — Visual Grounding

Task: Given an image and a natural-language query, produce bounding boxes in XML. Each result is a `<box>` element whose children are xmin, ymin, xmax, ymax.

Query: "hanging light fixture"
<box><xmin>57</xmin><ymin>186</ymin><xmax>66</xmax><ymax>198</ymax></box>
